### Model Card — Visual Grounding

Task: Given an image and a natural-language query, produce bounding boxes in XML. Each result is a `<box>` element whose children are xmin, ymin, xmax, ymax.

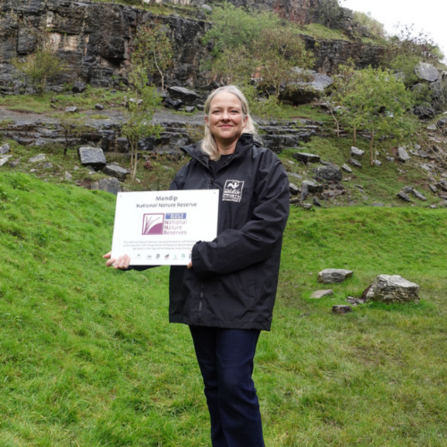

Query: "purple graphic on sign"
<box><xmin>142</xmin><ymin>214</ymin><xmax>164</xmax><ymax>235</ymax></box>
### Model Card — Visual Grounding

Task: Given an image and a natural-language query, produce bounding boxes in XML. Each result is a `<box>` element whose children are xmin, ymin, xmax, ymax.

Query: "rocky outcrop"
<box><xmin>209</xmin><ymin>0</ymin><xmax>363</xmax><ymax>37</ymax></box>
<box><xmin>0</xmin><ymin>0</ymin><xmax>386</xmax><ymax>93</ymax></box>
<box><xmin>301</xmin><ymin>35</ymin><xmax>384</xmax><ymax>73</ymax></box>
<box><xmin>0</xmin><ymin>115</ymin><xmax>325</xmax><ymax>154</ymax></box>
<box><xmin>0</xmin><ymin>0</ymin><xmax>212</xmax><ymax>93</ymax></box>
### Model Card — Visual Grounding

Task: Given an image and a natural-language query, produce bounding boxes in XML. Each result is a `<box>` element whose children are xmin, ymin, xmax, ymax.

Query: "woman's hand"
<box><xmin>187</xmin><ymin>261</ymin><xmax>193</xmax><ymax>269</ymax></box>
<box><xmin>103</xmin><ymin>252</ymin><xmax>131</xmax><ymax>270</ymax></box>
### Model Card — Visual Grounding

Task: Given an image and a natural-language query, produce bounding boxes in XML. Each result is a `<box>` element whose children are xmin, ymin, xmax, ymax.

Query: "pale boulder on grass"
<box><xmin>365</xmin><ymin>275</ymin><xmax>419</xmax><ymax>304</ymax></box>
<box><xmin>318</xmin><ymin>269</ymin><xmax>353</xmax><ymax>284</ymax></box>
<box><xmin>310</xmin><ymin>289</ymin><xmax>334</xmax><ymax>299</ymax></box>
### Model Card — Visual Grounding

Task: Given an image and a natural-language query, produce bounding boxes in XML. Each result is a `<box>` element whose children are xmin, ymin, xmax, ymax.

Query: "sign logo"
<box><xmin>142</xmin><ymin>213</ymin><xmax>187</xmax><ymax>235</ymax></box>
<box><xmin>142</xmin><ymin>214</ymin><xmax>164</xmax><ymax>235</ymax></box>
<box><xmin>223</xmin><ymin>179</ymin><xmax>244</xmax><ymax>202</ymax></box>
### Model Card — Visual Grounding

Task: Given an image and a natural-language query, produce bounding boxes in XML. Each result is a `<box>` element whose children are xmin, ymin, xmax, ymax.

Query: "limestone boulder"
<box><xmin>314</xmin><ymin>164</ymin><xmax>342</xmax><ymax>182</ymax></box>
<box><xmin>350</xmin><ymin>146</ymin><xmax>365</xmax><ymax>157</ymax></box>
<box><xmin>282</xmin><ymin>70</ymin><xmax>333</xmax><ymax>105</ymax></box>
<box><xmin>72</xmin><ymin>81</ymin><xmax>87</xmax><ymax>94</ymax></box>
<box><xmin>342</xmin><ymin>163</ymin><xmax>352</xmax><ymax>173</ymax></box>
<box><xmin>365</xmin><ymin>275</ymin><xmax>419</xmax><ymax>304</ymax></box>
<box><xmin>102</xmin><ymin>164</ymin><xmax>129</xmax><ymax>182</ymax></box>
<box><xmin>29</xmin><ymin>154</ymin><xmax>46</xmax><ymax>163</ymax></box>
<box><xmin>348</xmin><ymin>158</ymin><xmax>362</xmax><ymax>168</ymax></box>
<box><xmin>318</xmin><ymin>269</ymin><xmax>353</xmax><ymax>284</ymax></box>
<box><xmin>332</xmin><ymin>305</ymin><xmax>352</xmax><ymax>314</ymax></box>
<box><xmin>91</xmin><ymin>178</ymin><xmax>121</xmax><ymax>195</ymax></box>
<box><xmin>311</xmin><ymin>289</ymin><xmax>333</xmax><ymax>299</ymax></box>
<box><xmin>0</xmin><ymin>155</ymin><xmax>12</xmax><ymax>167</ymax></box>
<box><xmin>397</xmin><ymin>147</ymin><xmax>410</xmax><ymax>162</ymax></box>
<box><xmin>78</xmin><ymin>146</ymin><xmax>106</xmax><ymax>169</ymax></box>
<box><xmin>0</xmin><ymin>143</ymin><xmax>10</xmax><ymax>155</ymax></box>
<box><xmin>289</xmin><ymin>183</ymin><xmax>299</xmax><ymax>195</ymax></box>
<box><xmin>293</xmin><ymin>152</ymin><xmax>320</xmax><ymax>163</ymax></box>
<box><xmin>302</xmin><ymin>180</ymin><xmax>323</xmax><ymax>194</ymax></box>
<box><xmin>414</xmin><ymin>62</ymin><xmax>439</xmax><ymax>82</ymax></box>
<box><xmin>167</xmin><ymin>86</ymin><xmax>200</xmax><ymax>105</ymax></box>
<box><xmin>397</xmin><ymin>191</ymin><xmax>411</xmax><ymax>202</ymax></box>
<box><xmin>413</xmin><ymin>105</ymin><xmax>436</xmax><ymax>120</ymax></box>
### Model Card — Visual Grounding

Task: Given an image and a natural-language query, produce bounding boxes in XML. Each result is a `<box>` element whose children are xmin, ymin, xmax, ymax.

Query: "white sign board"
<box><xmin>111</xmin><ymin>190</ymin><xmax>219</xmax><ymax>266</ymax></box>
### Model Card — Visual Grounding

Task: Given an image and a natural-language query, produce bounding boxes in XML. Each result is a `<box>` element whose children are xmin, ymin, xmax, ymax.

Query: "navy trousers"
<box><xmin>189</xmin><ymin>326</ymin><xmax>265</xmax><ymax>447</ymax></box>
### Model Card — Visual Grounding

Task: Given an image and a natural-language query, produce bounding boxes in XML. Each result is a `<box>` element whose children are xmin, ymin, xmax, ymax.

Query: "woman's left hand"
<box><xmin>103</xmin><ymin>252</ymin><xmax>131</xmax><ymax>270</ymax></box>
<box><xmin>187</xmin><ymin>262</ymin><xmax>193</xmax><ymax>269</ymax></box>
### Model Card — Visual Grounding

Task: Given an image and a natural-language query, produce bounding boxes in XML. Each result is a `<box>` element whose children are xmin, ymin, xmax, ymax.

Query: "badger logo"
<box><xmin>223</xmin><ymin>179</ymin><xmax>244</xmax><ymax>202</ymax></box>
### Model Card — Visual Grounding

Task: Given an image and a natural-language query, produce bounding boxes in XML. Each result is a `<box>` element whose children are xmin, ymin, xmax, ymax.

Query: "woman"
<box><xmin>105</xmin><ymin>85</ymin><xmax>290</xmax><ymax>446</ymax></box>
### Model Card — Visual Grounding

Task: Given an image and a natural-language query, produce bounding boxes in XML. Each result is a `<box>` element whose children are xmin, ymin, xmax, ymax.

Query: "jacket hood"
<box><xmin>181</xmin><ymin>133</ymin><xmax>255</xmax><ymax>166</ymax></box>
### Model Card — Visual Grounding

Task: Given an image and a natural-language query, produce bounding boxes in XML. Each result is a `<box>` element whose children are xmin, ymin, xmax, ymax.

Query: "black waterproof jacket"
<box><xmin>168</xmin><ymin>134</ymin><xmax>290</xmax><ymax>331</ymax></box>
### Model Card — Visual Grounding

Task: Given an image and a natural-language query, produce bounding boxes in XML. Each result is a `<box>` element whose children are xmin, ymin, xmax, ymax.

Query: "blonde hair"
<box><xmin>201</xmin><ymin>85</ymin><xmax>259</xmax><ymax>160</ymax></box>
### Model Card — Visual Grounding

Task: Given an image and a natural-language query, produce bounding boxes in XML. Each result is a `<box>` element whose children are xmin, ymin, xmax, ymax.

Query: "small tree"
<box><xmin>132</xmin><ymin>24</ymin><xmax>173</xmax><ymax>91</ymax></box>
<box><xmin>254</xmin><ymin>27</ymin><xmax>315</xmax><ymax>98</ymax></box>
<box><xmin>352</xmin><ymin>11</ymin><xmax>386</xmax><ymax>38</ymax></box>
<box><xmin>121</xmin><ymin>65</ymin><xmax>163</xmax><ymax>181</ymax></box>
<box><xmin>314</xmin><ymin>0</ymin><xmax>344</xmax><ymax>29</ymax></box>
<box><xmin>333</xmin><ymin>66</ymin><xmax>415</xmax><ymax>166</ymax></box>
<box><xmin>211</xmin><ymin>46</ymin><xmax>254</xmax><ymax>85</ymax></box>
<box><xmin>202</xmin><ymin>3</ymin><xmax>280</xmax><ymax>56</ymax></box>
<box><xmin>240</xmin><ymin>83</ymin><xmax>283</xmax><ymax>119</ymax></box>
<box><xmin>12</xmin><ymin>31</ymin><xmax>66</xmax><ymax>95</ymax></box>
<box><xmin>330</xmin><ymin>61</ymin><xmax>361</xmax><ymax>141</ymax></box>
<box><xmin>59</xmin><ymin>115</ymin><xmax>91</xmax><ymax>156</ymax></box>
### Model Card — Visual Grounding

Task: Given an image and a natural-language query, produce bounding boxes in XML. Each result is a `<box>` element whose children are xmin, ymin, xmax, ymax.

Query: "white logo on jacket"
<box><xmin>222</xmin><ymin>179</ymin><xmax>245</xmax><ymax>202</ymax></box>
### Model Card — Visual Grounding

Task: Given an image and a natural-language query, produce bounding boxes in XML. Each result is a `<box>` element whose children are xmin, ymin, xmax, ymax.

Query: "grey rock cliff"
<box><xmin>0</xmin><ymin>0</ymin><xmax>386</xmax><ymax>93</ymax></box>
<box><xmin>0</xmin><ymin>0</ymin><xmax>211</xmax><ymax>93</ymax></box>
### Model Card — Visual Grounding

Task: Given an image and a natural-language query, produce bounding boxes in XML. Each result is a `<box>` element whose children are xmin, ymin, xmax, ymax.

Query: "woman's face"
<box><xmin>205</xmin><ymin>92</ymin><xmax>248</xmax><ymax>147</ymax></box>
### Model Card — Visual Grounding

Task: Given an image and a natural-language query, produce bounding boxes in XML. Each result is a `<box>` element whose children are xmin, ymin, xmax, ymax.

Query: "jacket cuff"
<box><xmin>192</xmin><ymin>242</ymin><xmax>216</xmax><ymax>280</ymax></box>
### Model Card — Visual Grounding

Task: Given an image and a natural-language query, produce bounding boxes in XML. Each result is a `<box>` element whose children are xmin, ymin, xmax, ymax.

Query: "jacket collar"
<box><xmin>182</xmin><ymin>133</ymin><xmax>254</xmax><ymax>168</ymax></box>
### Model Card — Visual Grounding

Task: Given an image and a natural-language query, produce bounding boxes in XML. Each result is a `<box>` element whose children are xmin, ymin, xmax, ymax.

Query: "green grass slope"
<box><xmin>1</xmin><ymin>172</ymin><xmax>447</xmax><ymax>446</ymax></box>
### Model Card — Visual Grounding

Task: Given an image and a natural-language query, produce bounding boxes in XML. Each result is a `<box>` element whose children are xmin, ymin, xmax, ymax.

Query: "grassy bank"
<box><xmin>1</xmin><ymin>172</ymin><xmax>447</xmax><ymax>446</ymax></box>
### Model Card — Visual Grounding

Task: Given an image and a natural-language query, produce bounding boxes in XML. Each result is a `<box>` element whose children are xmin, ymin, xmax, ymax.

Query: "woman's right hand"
<box><xmin>103</xmin><ymin>252</ymin><xmax>131</xmax><ymax>270</ymax></box>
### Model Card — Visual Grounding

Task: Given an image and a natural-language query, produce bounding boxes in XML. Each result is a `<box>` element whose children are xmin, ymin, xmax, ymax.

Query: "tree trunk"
<box><xmin>154</xmin><ymin>57</ymin><xmax>164</xmax><ymax>91</ymax></box>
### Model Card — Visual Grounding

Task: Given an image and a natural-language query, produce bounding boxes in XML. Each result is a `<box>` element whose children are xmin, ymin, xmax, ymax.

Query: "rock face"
<box><xmin>365</xmin><ymin>275</ymin><xmax>419</xmax><ymax>304</ymax></box>
<box><xmin>301</xmin><ymin>35</ymin><xmax>384</xmax><ymax>74</ymax></box>
<box><xmin>224</xmin><ymin>0</ymin><xmax>371</xmax><ymax>39</ymax></box>
<box><xmin>0</xmin><ymin>0</ymin><xmax>212</xmax><ymax>93</ymax></box>
<box><xmin>0</xmin><ymin>116</ymin><xmax>322</xmax><ymax>155</ymax></box>
<box><xmin>318</xmin><ymin>268</ymin><xmax>353</xmax><ymax>284</ymax></box>
<box><xmin>0</xmin><ymin>0</ymin><xmax>385</xmax><ymax>94</ymax></box>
